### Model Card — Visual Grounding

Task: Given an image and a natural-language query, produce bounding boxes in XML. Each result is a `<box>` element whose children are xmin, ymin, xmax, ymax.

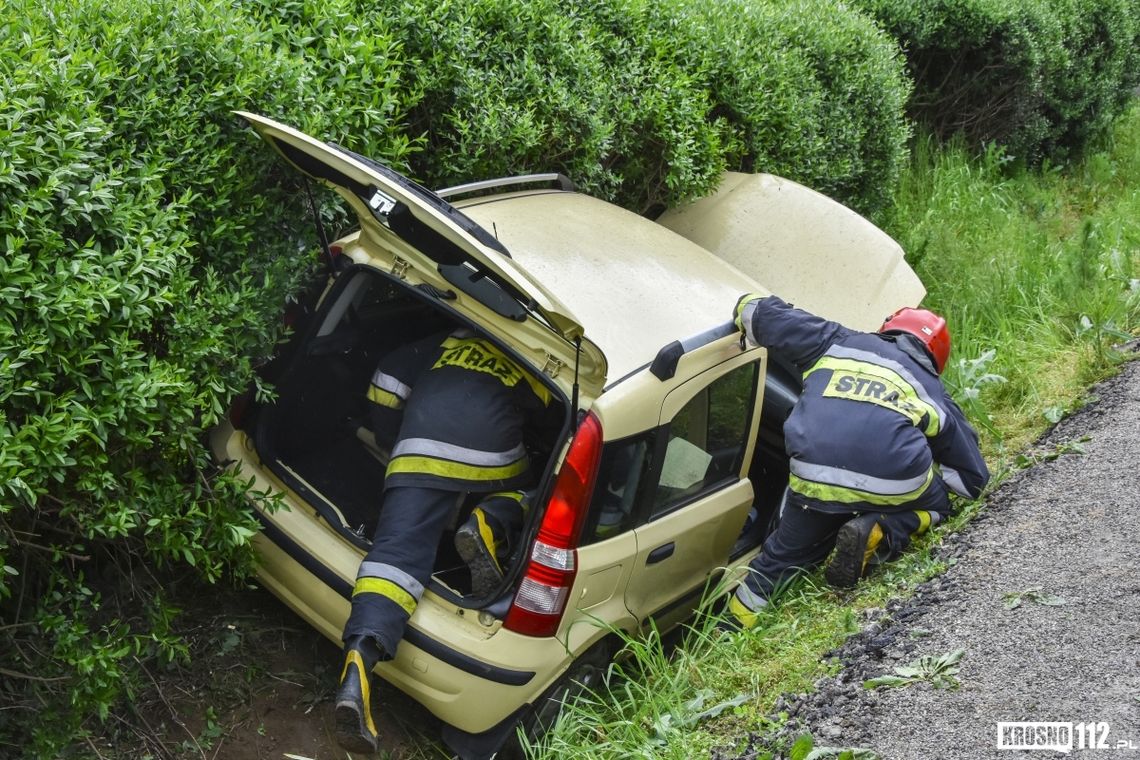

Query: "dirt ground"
<box><xmin>717</xmin><ymin>357</ymin><xmax>1140</xmax><ymax>759</ymax></box>
<box><xmin>98</xmin><ymin>586</ymin><xmax>443</xmax><ymax>760</ymax></box>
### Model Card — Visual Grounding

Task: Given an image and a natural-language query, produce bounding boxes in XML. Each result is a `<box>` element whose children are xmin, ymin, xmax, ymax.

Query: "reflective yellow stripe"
<box><xmin>340</xmin><ymin>650</ymin><xmax>378</xmax><ymax>738</ymax></box>
<box><xmin>806</xmin><ymin>356</ymin><xmax>941</xmax><ymax>436</ymax></box>
<box><xmin>914</xmin><ymin>510</ymin><xmax>932</xmax><ymax>534</ymax></box>
<box><xmin>433</xmin><ymin>337</ymin><xmax>551</xmax><ymax>406</ymax></box>
<box><xmin>367</xmin><ymin>385</ymin><xmax>404</xmax><ymax>409</ymax></box>
<box><xmin>473</xmin><ymin>509</ymin><xmax>502</xmax><ymax>573</ymax></box>
<box><xmin>352</xmin><ymin>577</ymin><xmax>417</xmax><ymax>616</ymax></box>
<box><xmin>387</xmin><ymin>454</ymin><xmax>528</xmax><ymax>483</ymax></box>
<box><xmin>489</xmin><ymin>490</ymin><xmax>527</xmax><ymax>511</ymax></box>
<box><xmin>729</xmin><ymin>594</ymin><xmax>759</xmax><ymax>629</ymax></box>
<box><xmin>789</xmin><ymin>466</ymin><xmax>935</xmax><ymax>506</ymax></box>
<box><xmin>862</xmin><ymin>522</ymin><xmax>884</xmax><ymax>571</ymax></box>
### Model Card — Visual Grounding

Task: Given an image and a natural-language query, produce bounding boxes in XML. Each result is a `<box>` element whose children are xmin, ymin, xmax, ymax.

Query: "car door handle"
<box><xmin>646</xmin><ymin>543</ymin><xmax>675</xmax><ymax>564</ymax></box>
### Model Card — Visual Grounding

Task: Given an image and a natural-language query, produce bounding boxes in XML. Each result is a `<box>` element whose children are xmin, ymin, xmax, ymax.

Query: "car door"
<box><xmin>624</xmin><ymin>352</ymin><xmax>765</xmax><ymax>630</ymax></box>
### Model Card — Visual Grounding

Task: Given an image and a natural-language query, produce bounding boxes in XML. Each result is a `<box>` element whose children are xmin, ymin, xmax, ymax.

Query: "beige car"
<box><xmin>211</xmin><ymin>113</ymin><xmax>924</xmax><ymax>758</ymax></box>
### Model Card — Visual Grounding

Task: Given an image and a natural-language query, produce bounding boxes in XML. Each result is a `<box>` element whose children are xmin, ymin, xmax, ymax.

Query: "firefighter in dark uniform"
<box><xmin>335</xmin><ymin>328</ymin><xmax>549</xmax><ymax>753</ymax></box>
<box><xmin>726</xmin><ymin>295</ymin><xmax>990</xmax><ymax>629</ymax></box>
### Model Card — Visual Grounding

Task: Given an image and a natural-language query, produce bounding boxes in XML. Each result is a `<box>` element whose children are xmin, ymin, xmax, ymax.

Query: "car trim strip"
<box><xmin>253</xmin><ymin>513</ymin><xmax>536</xmax><ymax>686</ymax></box>
<box><xmin>435</xmin><ymin>173</ymin><xmax>576</xmax><ymax>200</ymax></box>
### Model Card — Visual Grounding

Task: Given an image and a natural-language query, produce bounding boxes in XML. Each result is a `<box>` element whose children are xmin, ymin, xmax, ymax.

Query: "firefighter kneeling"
<box><xmin>726</xmin><ymin>295</ymin><xmax>990</xmax><ymax>629</ymax></box>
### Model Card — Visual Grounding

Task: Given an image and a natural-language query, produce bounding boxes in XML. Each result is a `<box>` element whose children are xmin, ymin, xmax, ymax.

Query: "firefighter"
<box><xmin>725</xmin><ymin>295</ymin><xmax>989</xmax><ymax>629</ymax></box>
<box><xmin>335</xmin><ymin>328</ymin><xmax>550</xmax><ymax>753</ymax></box>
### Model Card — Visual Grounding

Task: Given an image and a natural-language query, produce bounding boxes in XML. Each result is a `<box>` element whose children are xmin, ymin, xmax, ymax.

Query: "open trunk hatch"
<box><xmin>236</xmin><ymin>111</ymin><xmax>606</xmax><ymax>397</ymax></box>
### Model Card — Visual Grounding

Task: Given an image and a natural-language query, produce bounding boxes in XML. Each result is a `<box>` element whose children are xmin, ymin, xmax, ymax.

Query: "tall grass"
<box><xmin>889</xmin><ymin>106</ymin><xmax>1140</xmax><ymax>457</ymax></box>
<box><xmin>525</xmin><ymin>104</ymin><xmax>1140</xmax><ymax>759</ymax></box>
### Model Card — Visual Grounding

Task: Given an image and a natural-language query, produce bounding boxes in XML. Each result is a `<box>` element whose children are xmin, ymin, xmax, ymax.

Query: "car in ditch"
<box><xmin>210</xmin><ymin>112</ymin><xmax>925</xmax><ymax>758</ymax></box>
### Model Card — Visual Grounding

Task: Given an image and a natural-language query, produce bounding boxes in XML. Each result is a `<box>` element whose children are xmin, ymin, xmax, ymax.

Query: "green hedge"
<box><xmin>1</xmin><ymin>0</ymin><xmax>909</xmax><ymax>752</ymax></box>
<box><xmin>248</xmin><ymin>0</ymin><xmax>911</xmax><ymax>215</ymax></box>
<box><xmin>649</xmin><ymin>0</ymin><xmax>912</xmax><ymax>214</ymax></box>
<box><xmin>0</xmin><ymin>1</ymin><xmax>326</xmax><ymax>752</ymax></box>
<box><xmin>857</xmin><ymin>0</ymin><xmax>1140</xmax><ymax>161</ymax></box>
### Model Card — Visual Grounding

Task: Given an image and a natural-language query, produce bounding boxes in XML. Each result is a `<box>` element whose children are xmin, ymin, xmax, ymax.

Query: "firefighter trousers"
<box><xmin>342</xmin><ymin>486</ymin><xmax>458</xmax><ymax>659</ymax></box>
<box><xmin>740</xmin><ymin>498</ymin><xmax>946</xmax><ymax>601</ymax></box>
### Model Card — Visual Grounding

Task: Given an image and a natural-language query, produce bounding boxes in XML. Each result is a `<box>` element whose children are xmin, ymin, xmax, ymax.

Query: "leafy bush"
<box><xmin>0</xmin><ymin>1</ymin><xmax>331</xmax><ymax>752</ymax></box>
<box><xmin>857</xmin><ymin>0</ymin><xmax>1140</xmax><ymax>161</ymax></box>
<box><xmin>650</xmin><ymin>0</ymin><xmax>912</xmax><ymax>214</ymax></box>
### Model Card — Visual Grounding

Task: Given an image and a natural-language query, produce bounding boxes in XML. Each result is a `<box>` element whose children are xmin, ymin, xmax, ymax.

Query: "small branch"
<box><xmin>196</xmin><ymin>466</ymin><xmax>215</xmax><ymax>499</ymax></box>
<box><xmin>0</xmin><ymin>622</ymin><xmax>37</xmax><ymax>633</ymax></box>
<box><xmin>111</xmin><ymin>711</ymin><xmax>175</xmax><ymax>760</ymax></box>
<box><xmin>135</xmin><ymin>656</ymin><xmax>206</xmax><ymax>760</ymax></box>
<box><xmin>0</xmin><ymin>666</ymin><xmax>68</xmax><ymax>683</ymax></box>
<box><xmin>84</xmin><ymin>735</ymin><xmax>109</xmax><ymax>760</ymax></box>
<box><xmin>11</xmin><ymin>538</ymin><xmax>90</xmax><ymax>562</ymax></box>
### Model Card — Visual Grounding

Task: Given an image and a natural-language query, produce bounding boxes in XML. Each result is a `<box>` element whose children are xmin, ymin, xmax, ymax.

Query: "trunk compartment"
<box><xmin>248</xmin><ymin>265</ymin><xmax>569</xmax><ymax>602</ymax></box>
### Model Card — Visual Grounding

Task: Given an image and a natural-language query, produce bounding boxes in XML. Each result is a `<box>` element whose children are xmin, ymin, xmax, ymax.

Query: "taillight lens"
<box><xmin>504</xmin><ymin>412</ymin><xmax>603</xmax><ymax>636</ymax></box>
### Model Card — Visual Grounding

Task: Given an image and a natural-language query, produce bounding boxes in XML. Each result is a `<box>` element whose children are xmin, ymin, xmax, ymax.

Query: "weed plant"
<box><xmin>891</xmin><ymin>105</ymin><xmax>1140</xmax><ymax>460</ymax></box>
<box><xmin>525</xmin><ymin>105</ymin><xmax>1140</xmax><ymax>760</ymax></box>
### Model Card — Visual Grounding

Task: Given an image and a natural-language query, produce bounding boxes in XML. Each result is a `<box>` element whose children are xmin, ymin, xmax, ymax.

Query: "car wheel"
<box><xmin>510</xmin><ymin>639</ymin><xmax>614</xmax><ymax>755</ymax></box>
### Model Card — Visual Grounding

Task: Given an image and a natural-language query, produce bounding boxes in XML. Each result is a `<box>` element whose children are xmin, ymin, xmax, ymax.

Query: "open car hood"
<box><xmin>237</xmin><ymin>112</ymin><xmax>606</xmax><ymax>392</ymax></box>
<box><xmin>658</xmin><ymin>172</ymin><xmax>926</xmax><ymax>331</ymax></box>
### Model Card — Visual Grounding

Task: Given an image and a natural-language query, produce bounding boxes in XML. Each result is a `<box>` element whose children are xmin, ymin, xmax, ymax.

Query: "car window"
<box><xmin>580</xmin><ymin>432</ymin><xmax>655</xmax><ymax>546</ymax></box>
<box><xmin>651</xmin><ymin>362</ymin><xmax>757</xmax><ymax>517</ymax></box>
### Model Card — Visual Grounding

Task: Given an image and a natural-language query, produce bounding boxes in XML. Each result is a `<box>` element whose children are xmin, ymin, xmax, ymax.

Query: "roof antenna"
<box><xmin>303</xmin><ymin>177</ymin><xmax>335</xmax><ymax>271</ymax></box>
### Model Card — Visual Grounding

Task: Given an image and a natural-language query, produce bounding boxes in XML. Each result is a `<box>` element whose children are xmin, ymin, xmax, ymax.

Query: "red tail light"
<box><xmin>504</xmin><ymin>412</ymin><xmax>603</xmax><ymax>637</ymax></box>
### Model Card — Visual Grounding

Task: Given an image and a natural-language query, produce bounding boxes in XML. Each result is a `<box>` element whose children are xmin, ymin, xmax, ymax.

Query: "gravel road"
<box><xmin>722</xmin><ymin>357</ymin><xmax>1140</xmax><ymax>759</ymax></box>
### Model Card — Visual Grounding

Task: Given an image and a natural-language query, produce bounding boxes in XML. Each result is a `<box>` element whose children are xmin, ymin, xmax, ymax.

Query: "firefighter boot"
<box><xmin>720</xmin><ymin>584</ymin><xmax>769</xmax><ymax>632</ymax></box>
<box><xmin>825</xmin><ymin>514</ymin><xmax>886</xmax><ymax>588</ymax></box>
<box><xmin>334</xmin><ymin>636</ymin><xmax>381</xmax><ymax>754</ymax></box>
<box><xmin>454</xmin><ymin>507</ymin><xmax>505</xmax><ymax>597</ymax></box>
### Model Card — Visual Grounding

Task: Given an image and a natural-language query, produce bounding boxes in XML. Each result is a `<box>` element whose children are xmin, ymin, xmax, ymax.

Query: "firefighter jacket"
<box><xmin>739</xmin><ymin>295</ymin><xmax>989</xmax><ymax>514</ymax></box>
<box><xmin>367</xmin><ymin>329</ymin><xmax>551</xmax><ymax>493</ymax></box>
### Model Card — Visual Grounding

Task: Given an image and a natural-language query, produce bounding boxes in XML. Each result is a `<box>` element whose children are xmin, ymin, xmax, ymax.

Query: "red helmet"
<box><xmin>880</xmin><ymin>307</ymin><xmax>951</xmax><ymax>374</ymax></box>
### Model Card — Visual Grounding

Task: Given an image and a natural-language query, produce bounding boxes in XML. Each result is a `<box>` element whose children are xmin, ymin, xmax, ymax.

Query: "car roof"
<box><xmin>457</xmin><ymin>191</ymin><xmax>765</xmax><ymax>383</ymax></box>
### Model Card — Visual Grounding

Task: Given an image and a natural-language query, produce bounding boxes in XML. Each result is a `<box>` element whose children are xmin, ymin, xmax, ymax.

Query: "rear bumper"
<box><xmin>251</xmin><ymin>506</ymin><xmax>574</xmax><ymax>734</ymax></box>
<box><xmin>213</xmin><ymin>425</ymin><xmax>607</xmax><ymax>734</ymax></box>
